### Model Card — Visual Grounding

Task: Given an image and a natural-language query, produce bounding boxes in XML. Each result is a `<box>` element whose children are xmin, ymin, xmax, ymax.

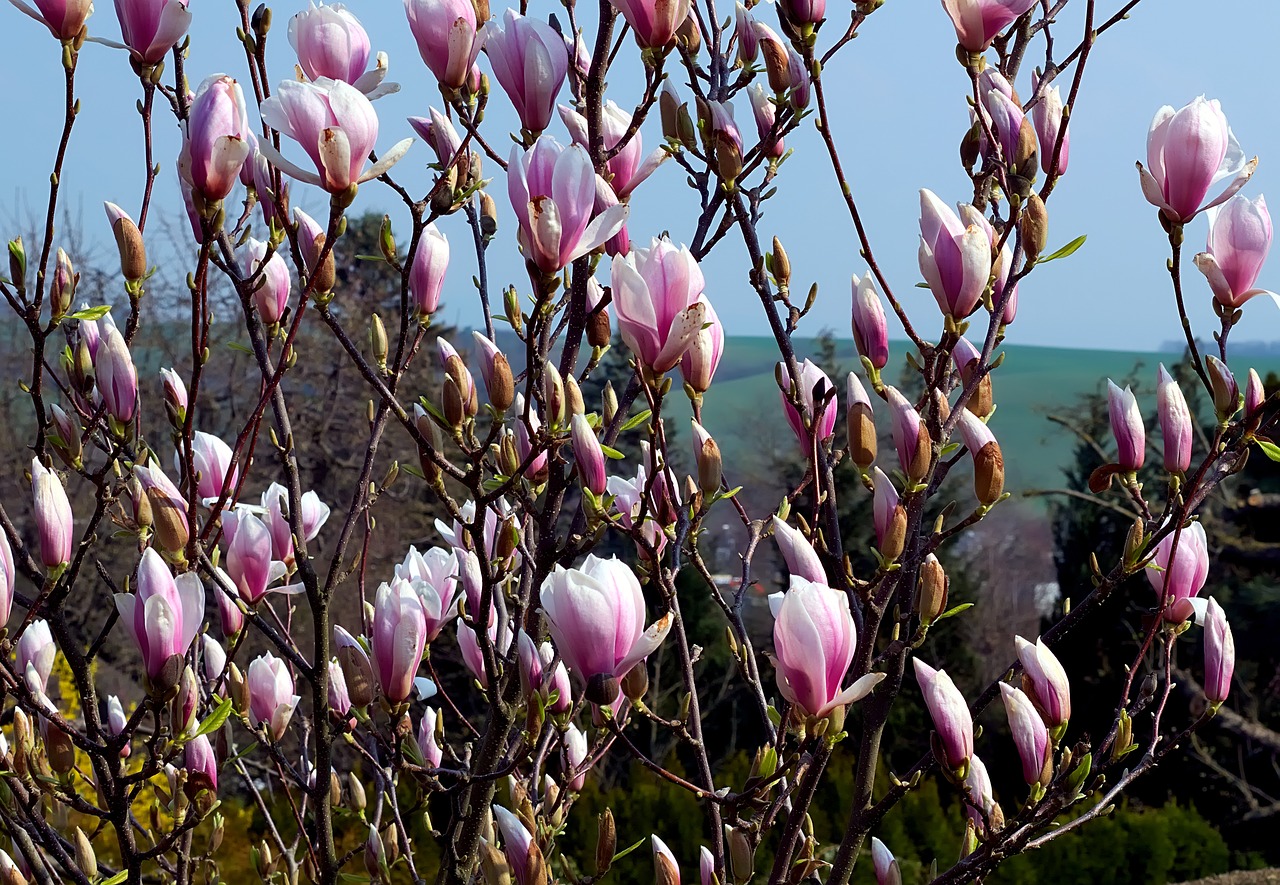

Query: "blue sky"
<box><xmin>2</xmin><ymin>0</ymin><xmax>1279</xmax><ymax>352</ymax></box>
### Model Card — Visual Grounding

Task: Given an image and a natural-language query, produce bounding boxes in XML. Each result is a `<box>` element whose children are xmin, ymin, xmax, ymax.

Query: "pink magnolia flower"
<box><xmin>178</xmin><ymin>431</ymin><xmax>238</xmax><ymax>502</ymax></box>
<box><xmin>1202</xmin><ymin>597</ymin><xmax>1234</xmax><ymax>705</ymax></box>
<box><xmin>680</xmin><ymin>297</ymin><xmax>724</xmax><ymax>394</ymax></box>
<box><xmin>95</xmin><ymin>322</ymin><xmax>138</xmax><ymax>425</ymax></box>
<box><xmin>31</xmin><ymin>459</ymin><xmax>73</xmax><ymax>569</ymax></box>
<box><xmin>17</xmin><ymin>620</ymin><xmax>55</xmax><ymax>693</ymax></box>
<box><xmin>883</xmin><ymin>387</ymin><xmax>928</xmax><ymax>481</ymax></box>
<box><xmin>404</xmin><ymin>0</ymin><xmax>482</xmax><ymax>91</ymax></box>
<box><xmin>541</xmin><ymin>555</ymin><xmax>672</xmax><ymax>701</ymax></box>
<box><xmin>1245</xmin><ymin>368</ymin><xmax>1266</xmax><ymax>416</ymax></box>
<box><xmin>494</xmin><ymin>805</ymin><xmax>540</xmax><ymax>885</ymax></box>
<box><xmin>852</xmin><ymin>272</ymin><xmax>889</xmax><ymax>370</ymax></box>
<box><xmin>612</xmin><ymin>237</ymin><xmax>707</xmax><ymax>374</ymax></box>
<box><xmin>417</xmin><ymin>706</ymin><xmax>443</xmax><ymax>767</ymax></box>
<box><xmin>409</xmin><ymin>108</ymin><xmax>463</xmax><ymax>166</ymax></box>
<box><xmin>1145</xmin><ymin>521</ymin><xmax>1209</xmax><ymax>622</ymax></box>
<box><xmin>1032</xmin><ymin>76</ymin><xmax>1069</xmax><ymax>176</ymax></box>
<box><xmin>247</xmin><ymin>652</ymin><xmax>301</xmax><ymax>740</ymax></box>
<box><xmin>652</xmin><ymin>836</ymin><xmax>681</xmax><ymax>885</ymax></box>
<box><xmin>457</xmin><ymin>616</ymin><xmax>511</xmax><ymax>688</ymax></box>
<box><xmin>222</xmin><ymin>509</ymin><xmax>299</xmax><ymax>605</ymax></box>
<box><xmin>290</xmin><ymin>3</ymin><xmax>396</xmax><ymax>98</ymax></box>
<box><xmin>482</xmin><ymin>10</ymin><xmax>569</xmax><ymax>134</ymax></box>
<box><xmin>748</xmin><ymin>84</ymin><xmax>784</xmax><ymax>158</ymax></box>
<box><xmin>9</xmin><ymin>0</ymin><xmax>93</xmax><ymax>40</ymax></box>
<box><xmin>114</xmin><ymin>548</ymin><xmax>205</xmax><ymax>684</ymax></box>
<box><xmin>410</xmin><ymin>223</ymin><xmax>449</xmax><ymax>317</ymax></box>
<box><xmin>1157</xmin><ymin>365</ymin><xmax>1192</xmax><ymax>473</ymax></box>
<box><xmin>396</xmin><ymin>546</ymin><xmax>460</xmax><ymax>640</ymax></box>
<box><xmin>160</xmin><ymin>367</ymin><xmax>187</xmax><ymax>422</ymax></box>
<box><xmin>238</xmin><ymin>239</ymin><xmax>291</xmax><ymax>325</ymax></box>
<box><xmin>262</xmin><ymin>482</ymin><xmax>331</xmax><ymax>564</ymax></box>
<box><xmin>540</xmin><ymin>641</ymin><xmax>572</xmax><ymax>712</ymax></box>
<box><xmin>1015</xmin><ymin>635</ymin><xmax>1071</xmax><ymax>730</ymax></box>
<box><xmin>508</xmin><ymin>136</ymin><xmax>628</xmax><ymax>274</ymax></box>
<box><xmin>371</xmin><ymin>578</ymin><xmax>428</xmax><ymax>704</ymax></box>
<box><xmin>180</xmin><ymin>75</ymin><xmax>252</xmax><ymax>204</ymax></box>
<box><xmin>872</xmin><ymin>467</ymin><xmax>900</xmax><ymax>551</ymax></box>
<box><xmin>919</xmin><ymin>189</ymin><xmax>992</xmax><ymax>320</ymax></box>
<box><xmin>571</xmin><ymin>413</ymin><xmax>607</xmax><ymax>496</ymax></box>
<box><xmin>606</xmin><ymin>464</ymin><xmax>668</xmax><ymax>558</ymax></box>
<box><xmin>964</xmin><ymin>754</ymin><xmax>996</xmax><ymax>835</ymax></box>
<box><xmin>769</xmin><ymin>577</ymin><xmax>884</xmax><ymax>719</ymax></box>
<box><xmin>184</xmin><ymin>732</ymin><xmax>218</xmax><ymax>793</ymax></box>
<box><xmin>112</xmin><ymin>0</ymin><xmax>191</xmax><ymax>64</ymax></box>
<box><xmin>563</xmin><ymin>722</ymin><xmax>588</xmax><ymax>791</ymax></box>
<box><xmin>1000</xmin><ymin>682</ymin><xmax>1049</xmax><ymax>786</ymax></box>
<box><xmin>610</xmin><ymin>0</ymin><xmax>691</xmax><ymax>49</ymax></box>
<box><xmin>1138</xmin><ymin>97</ymin><xmax>1256</xmax><ymax>224</ymax></box>
<box><xmin>1194</xmin><ymin>194</ymin><xmax>1277</xmax><ymax>310</ymax></box>
<box><xmin>941</xmin><ymin>0</ymin><xmax>1036</xmax><ymax>53</ymax></box>
<box><xmin>735</xmin><ymin>3</ymin><xmax>758</xmax><ymax>63</ymax></box>
<box><xmin>771</xmin><ymin>516</ymin><xmax>825</xmax><ymax>585</ymax></box>
<box><xmin>871</xmin><ymin>838</ymin><xmax>900</xmax><ymax>885</ymax></box>
<box><xmin>560</xmin><ymin>101</ymin><xmax>668</xmax><ymax>199</ymax></box>
<box><xmin>914</xmin><ymin>658</ymin><xmax>973</xmax><ymax>773</ymax></box>
<box><xmin>259</xmin><ymin>78</ymin><xmax>411</xmax><ymax>194</ymax></box>
<box><xmin>0</xmin><ymin>530</ymin><xmax>13</xmax><ymax>627</ymax></box>
<box><xmin>1107</xmin><ymin>380</ymin><xmax>1145</xmax><ymax>472</ymax></box>
<box><xmin>778</xmin><ymin>359</ymin><xmax>837</xmax><ymax>449</ymax></box>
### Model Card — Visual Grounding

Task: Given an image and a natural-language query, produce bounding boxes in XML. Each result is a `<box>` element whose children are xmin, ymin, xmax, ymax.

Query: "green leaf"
<box><xmin>618</xmin><ymin>409</ymin><xmax>652</xmax><ymax>433</ymax></box>
<box><xmin>914</xmin><ymin>281</ymin><xmax>932</xmax><ymax>289</ymax></box>
<box><xmin>612</xmin><ymin>836</ymin><xmax>649</xmax><ymax>863</ymax></box>
<box><xmin>192</xmin><ymin>697</ymin><xmax>234</xmax><ymax>739</ymax></box>
<box><xmin>1256</xmin><ymin>439</ymin><xmax>1280</xmax><ymax>462</ymax></box>
<box><xmin>226</xmin><ymin>341</ymin><xmax>254</xmax><ymax>355</ymax></box>
<box><xmin>101</xmin><ymin>872</ymin><xmax>130</xmax><ymax>885</ymax></box>
<box><xmin>67</xmin><ymin>304</ymin><xmax>111</xmax><ymax>321</ymax></box>
<box><xmin>1039</xmin><ymin>235</ymin><xmax>1087</xmax><ymax>264</ymax></box>
<box><xmin>933</xmin><ymin>602</ymin><xmax>974</xmax><ymax>623</ymax></box>
<box><xmin>600</xmin><ymin>444</ymin><xmax>626</xmax><ymax>460</ymax></box>
<box><xmin>225</xmin><ymin>741</ymin><xmax>259</xmax><ymax>767</ymax></box>
<box><xmin>355</xmin><ymin>254</ymin><xmax>386</xmax><ymax>263</ymax></box>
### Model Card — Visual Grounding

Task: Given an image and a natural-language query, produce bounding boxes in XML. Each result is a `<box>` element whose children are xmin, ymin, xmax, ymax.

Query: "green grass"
<box><xmin>663</xmin><ymin>337</ymin><xmax>1279</xmax><ymax>493</ymax></box>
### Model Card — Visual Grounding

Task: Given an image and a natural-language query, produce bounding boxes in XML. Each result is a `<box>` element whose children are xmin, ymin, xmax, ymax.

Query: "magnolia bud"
<box><xmin>7</xmin><ymin>237</ymin><xmax>24</xmax><ymax>290</ymax></box>
<box><xmin>348</xmin><ymin>773</ymin><xmax>367</xmax><ymax>811</ymax></box>
<box><xmin>148</xmin><ymin>486</ymin><xmax>189</xmax><ymax>553</ymax></box>
<box><xmin>228</xmin><ymin>663</ymin><xmax>250</xmax><ymax>713</ymax></box>
<box><xmin>414</xmin><ymin>405</ymin><xmax>443</xmax><ymax>483</ymax></box>
<box><xmin>1206</xmin><ymin>356</ymin><xmax>1239</xmax><ymax>420</ymax></box>
<box><xmin>588</xmin><ymin>301</ymin><xmax>611</xmax><ymax>348</ymax></box>
<box><xmin>596</xmin><ymin>809</ymin><xmax>617</xmax><ymax>875</ymax></box>
<box><xmin>479</xmin><ymin>192</ymin><xmax>499</xmax><ymax>239</ymax></box>
<box><xmin>621</xmin><ymin>661</ymin><xmax>649</xmax><ymax>700</ymax></box>
<box><xmin>847</xmin><ymin>402</ymin><xmax>876</xmax><ymax>471</ymax></box>
<box><xmin>73</xmin><ymin>827</ymin><xmax>96</xmax><ymax>877</ymax></box>
<box><xmin>676</xmin><ymin>14</ymin><xmax>700</xmax><ymax>52</ymax></box>
<box><xmin>481</xmin><ymin>841</ymin><xmax>513</xmax><ymax>885</ymax></box>
<box><xmin>106</xmin><ymin>203</ymin><xmax>147</xmax><ymax>282</ymax></box>
<box><xmin>771</xmin><ymin>237</ymin><xmax>791</xmax><ymax>289</ymax></box>
<box><xmin>1020</xmin><ymin>193</ymin><xmax>1048</xmax><ymax>260</ymax></box>
<box><xmin>602</xmin><ymin>382</ymin><xmax>618</xmax><ymax>426</ymax></box>
<box><xmin>1014</xmin><ymin>117</ymin><xmax>1038</xmax><ymax>175</ymax></box>
<box><xmin>503</xmin><ymin>286</ymin><xmax>523</xmax><ymax>334</ymax></box>
<box><xmin>973</xmin><ymin>441</ymin><xmax>1005</xmax><ymax>505</ymax></box>
<box><xmin>760</xmin><ymin>36</ymin><xmax>790</xmax><ymax>94</ymax></box>
<box><xmin>49</xmin><ymin>404</ymin><xmax>82</xmax><ymax>469</ymax></box>
<box><xmin>370</xmin><ymin>314</ymin><xmax>388</xmax><ymax>373</ymax></box>
<box><xmin>660</xmin><ymin>87</ymin><xmax>682</xmax><ymax>143</ymax></box>
<box><xmin>881</xmin><ymin>505</ymin><xmax>907</xmax><ymax>562</ymax></box>
<box><xmin>443</xmin><ymin>376</ymin><xmax>466</xmax><ymax>428</ymax></box>
<box><xmin>500</xmin><ymin>431</ymin><xmax>522</xmax><ymax>478</ymax></box>
<box><xmin>51</xmin><ymin>249</ymin><xmax>76</xmax><ymax>323</ymax></box>
<box><xmin>692</xmin><ymin>421</ymin><xmax>722</xmax><ymax>497</ymax></box>
<box><xmin>542</xmin><ymin>364</ymin><xmax>565</xmax><ymax>427</ymax></box>
<box><xmin>917</xmin><ymin>554</ymin><xmax>949</xmax><ymax>623</ymax></box>
<box><xmin>565</xmin><ymin>375</ymin><xmax>585</xmax><ymax>417</ymax></box>
<box><xmin>726</xmin><ymin>826</ymin><xmax>755</xmax><ymax>885</ymax></box>
<box><xmin>488</xmin><ymin>353</ymin><xmax>515</xmax><ymax>413</ymax></box>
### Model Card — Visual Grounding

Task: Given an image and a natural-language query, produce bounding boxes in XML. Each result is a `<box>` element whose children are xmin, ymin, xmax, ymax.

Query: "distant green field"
<box><xmin>661</xmin><ymin>337</ymin><xmax>1280</xmax><ymax>493</ymax></box>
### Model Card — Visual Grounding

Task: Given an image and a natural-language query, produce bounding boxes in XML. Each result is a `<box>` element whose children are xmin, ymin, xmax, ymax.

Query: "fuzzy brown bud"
<box><xmin>771</xmin><ymin>236</ymin><xmax>791</xmax><ymax>288</ymax></box>
<box><xmin>74</xmin><ymin>827</ymin><xmax>96</xmax><ymax>878</ymax></box>
<box><xmin>51</xmin><ymin>248</ymin><xmax>76</xmax><ymax>323</ymax></box>
<box><xmin>542</xmin><ymin>364</ymin><xmax>565</xmax><ymax>427</ymax></box>
<box><xmin>596</xmin><ymin>809</ymin><xmax>617</xmax><ymax>876</ymax></box>
<box><xmin>588</xmin><ymin>302</ymin><xmax>611</xmax><ymax>348</ymax></box>
<box><xmin>881</xmin><ymin>505</ymin><xmax>908</xmax><ymax>562</ymax></box>
<box><xmin>565</xmin><ymin>375</ymin><xmax>585</xmax><ymax>417</ymax></box>
<box><xmin>621</xmin><ymin>661</ymin><xmax>649</xmax><ymax>701</ymax></box>
<box><xmin>602</xmin><ymin>382</ymin><xmax>618</xmax><ymax>426</ymax></box>
<box><xmin>488</xmin><ymin>353</ymin><xmax>515</xmax><ymax>412</ymax></box>
<box><xmin>443</xmin><ymin>376</ymin><xmax>466</xmax><ymax>428</ymax></box>
<box><xmin>973</xmin><ymin>440</ymin><xmax>1005</xmax><ymax>505</ymax></box>
<box><xmin>760</xmin><ymin>37</ymin><xmax>790</xmax><ymax>94</ymax></box>
<box><xmin>110</xmin><ymin>210</ymin><xmax>147</xmax><ymax>282</ymax></box>
<box><xmin>148</xmin><ymin>487</ymin><xmax>189</xmax><ymax>554</ymax></box>
<box><xmin>481</xmin><ymin>841</ymin><xmax>512</xmax><ymax>885</ymax></box>
<box><xmin>305</xmin><ymin>232</ymin><xmax>336</xmax><ymax>294</ymax></box>
<box><xmin>906</xmin><ymin>425</ymin><xmax>933</xmax><ymax>483</ymax></box>
<box><xmin>917</xmin><ymin>554</ymin><xmax>949</xmax><ymax>623</ymax></box>
<box><xmin>726</xmin><ymin>826</ymin><xmax>755</xmax><ymax>885</ymax></box>
<box><xmin>847</xmin><ymin>402</ymin><xmax>876</xmax><ymax>470</ymax></box>
<box><xmin>1020</xmin><ymin>193</ymin><xmax>1049</xmax><ymax>261</ymax></box>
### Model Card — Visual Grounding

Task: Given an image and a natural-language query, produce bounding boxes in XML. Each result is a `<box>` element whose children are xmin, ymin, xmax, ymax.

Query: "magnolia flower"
<box><xmin>396</xmin><ymin>546</ymin><xmax>460</xmax><ymax>640</ymax></box>
<box><xmin>17</xmin><ymin>620</ymin><xmax>56</xmax><ymax>694</ymax></box>
<box><xmin>114</xmin><ymin>548</ymin><xmax>205</xmax><ymax>686</ymax></box>
<box><xmin>941</xmin><ymin>0</ymin><xmax>1036</xmax><ymax>52</ymax></box>
<box><xmin>1145</xmin><ymin>521</ymin><xmax>1209</xmax><ymax>622</ymax></box>
<box><xmin>1157</xmin><ymin>365</ymin><xmax>1193</xmax><ymax>474</ymax></box>
<box><xmin>259</xmin><ymin>78</ymin><xmax>411</xmax><ymax>193</ymax></box>
<box><xmin>404</xmin><ymin>0</ymin><xmax>482</xmax><ymax>91</ymax></box>
<box><xmin>612</xmin><ymin>237</ymin><xmax>708</xmax><ymax>373</ymax></box>
<box><xmin>1202</xmin><ymin>596</ymin><xmax>1235</xmax><ymax>705</ymax></box>
<box><xmin>247</xmin><ymin>652</ymin><xmax>302</xmax><ymax>740</ymax></box>
<box><xmin>181</xmin><ymin>75</ymin><xmax>252</xmax><ymax>204</ymax></box>
<box><xmin>680</xmin><ymin>297</ymin><xmax>724</xmax><ymax>394</ymax></box>
<box><xmin>919</xmin><ymin>189</ymin><xmax>992</xmax><ymax>320</ymax></box>
<box><xmin>541</xmin><ymin>555</ymin><xmax>672</xmax><ymax>703</ymax></box>
<box><xmin>289</xmin><ymin>2</ymin><xmax>397</xmax><ymax>98</ymax></box>
<box><xmin>914</xmin><ymin>658</ymin><xmax>973</xmax><ymax>773</ymax></box>
<box><xmin>769</xmin><ymin>577</ymin><xmax>884</xmax><ymax>719</ymax></box>
<box><xmin>31</xmin><ymin>458</ymin><xmax>73</xmax><ymax>569</ymax></box>
<box><xmin>417</xmin><ymin>706</ymin><xmax>443</xmax><ymax>767</ymax></box>
<box><xmin>1015</xmin><ymin>635</ymin><xmax>1071</xmax><ymax>730</ymax></box>
<box><xmin>560</xmin><ymin>101</ymin><xmax>668</xmax><ymax>199</ymax></box>
<box><xmin>371</xmin><ymin>579</ymin><xmax>428</xmax><ymax>704</ymax></box>
<box><xmin>1106</xmin><ymin>381</ymin><xmax>1145</xmax><ymax>472</ymax></box>
<box><xmin>610</xmin><ymin>0</ymin><xmax>691</xmax><ymax>48</ymax></box>
<box><xmin>95</xmin><ymin>322</ymin><xmax>138</xmax><ymax>424</ymax></box>
<box><xmin>178</xmin><ymin>431</ymin><xmax>239</xmax><ymax>503</ymax></box>
<box><xmin>771</xmin><ymin>516</ymin><xmax>825</xmax><ymax>585</ymax></box>
<box><xmin>1138</xmin><ymin>96</ymin><xmax>1256</xmax><ymax>224</ymax></box>
<box><xmin>239</xmin><ymin>239</ymin><xmax>292</xmax><ymax>325</ymax></box>
<box><xmin>262</xmin><ymin>482</ymin><xmax>331</xmax><ymax>564</ymax></box>
<box><xmin>778</xmin><ymin>359</ymin><xmax>837</xmax><ymax>449</ymax></box>
<box><xmin>112</xmin><ymin>0</ymin><xmax>191</xmax><ymax>64</ymax></box>
<box><xmin>9</xmin><ymin>0</ymin><xmax>93</xmax><ymax>40</ymax></box>
<box><xmin>508</xmin><ymin>136</ymin><xmax>628</xmax><ymax>274</ymax></box>
<box><xmin>1001</xmin><ymin>683</ymin><xmax>1050</xmax><ymax>786</ymax></box>
<box><xmin>1194</xmin><ymin>194</ymin><xmax>1277</xmax><ymax>310</ymax></box>
<box><xmin>222</xmin><ymin>509</ymin><xmax>300</xmax><ymax>604</ymax></box>
<box><xmin>410</xmin><ymin>223</ymin><xmax>449</xmax><ymax>317</ymax></box>
<box><xmin>482</xmin><ymin>10</ymin><xmax>570</xmax><ymax>134</ymax></box>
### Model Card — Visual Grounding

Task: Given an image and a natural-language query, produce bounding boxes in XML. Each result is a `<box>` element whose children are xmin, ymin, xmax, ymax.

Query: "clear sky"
<box><xmin>2</xmin><ymin>0</ymin><xmax>1279</xmax><ymax>353</ymax></box>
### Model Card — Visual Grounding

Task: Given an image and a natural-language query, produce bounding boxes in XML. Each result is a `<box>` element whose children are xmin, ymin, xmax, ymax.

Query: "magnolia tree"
<box><xmin>0</xmin><ymin>0</ymin><xmax>1269</xmax><ymax>881</ymax></box>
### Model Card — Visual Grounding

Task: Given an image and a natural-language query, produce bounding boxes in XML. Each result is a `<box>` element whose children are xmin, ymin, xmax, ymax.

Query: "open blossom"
<box><xmin>778</xmin><ymin>359</ymin><xmax>837</xmax><ymax>449</ymax></box>
<box><xmin>560</xmin><ymin>102</ymin><xmax>668</xmax><ymax>199</ymax></box>
<box><xmin>290</xmin><ymin>3</ymin><xmax>396</xmax><ymax>98</ymax></box>
<box><xmin>508</xmin><ymin>136</ymin><xmax>628</xmax><ymax>275</ymax></box>
<box><xmin>769</xmin><ymin>577</ymin><xmax>884</xmax><ymax>719</ymax></box>
<box><xmin>396</xmin><ymin>546</ymin><xmax>460</xmax><ymax>640</ymax></box>
<box><xmin>541</xmin><ymin>555</ymin><xmax>672</xmax><ymax>703</ymax></box>
<box><xmin>1107</xmin><ymin>381</ymin><xmax>1145</xmax><ymax>472</ymax></box>
<box><xmin>606</xmin><ymin>463</ymin><xmax>668</xmax><ymax>558</ymax></box>
<box><xmin>247</xmin><ymin>652</ymin><xmax>301</xmax><ymax>740</ymax></box>
<box><xmin>610</xmin><ymin>0</ymin><xmax>691</xmax><ymax>48</ymax></box>
<box><xmin>222</xmin><ymin>509</ymin><xmax>300</xmax><ymax>604</ymax></box>
<box><xmin>1138</xmin><ymin>96</ymin><xmax>1256</xmax><ymax>224</ymax></box>
<box><xmin>404</xmin><ymin>0</ymin><xmax>482</xmax><ymax>91</ymax></box>
<box><xmin>919</xmin><ymin>189</ymin><xmax>992</xmax><ymax>320</ymax></box>
<box><xmin>31</xmin><ymin>458</ymin><xmax>73</xmax><ymax>569</ymax></box>
<box><xmin>262</xmin><ymin>482</ymin><xmax>331</xmax><ymax>564</ymax></box>
<box><xmin>1194</xmin><ymin>194</ymin><xmax>1277</xmax><ymax>310</ymax></box>
<box><xmin>941</xmin><ymin>0</ymin><xmax>1036</xmax><ymax>52</ymax></box>
<box><xmin>181</xmin><ymin>75</ymin><xmax>252</xmax><ymax>204</ymax></box>
<box><xmin>181</xmin><ymin>432</ymin><xmax>239</xmax><ymax>502</ymax></box>
<box><xmin>613</xmin><ymin>237</ymin><xmax>708</xmax><ymax>373</ymax></box>
<box><xmin>114</xmin><ymin>548</ymin><xmax>205</xmax><ymax>685</ymax></box>
<box><xmin>1146</xmin><ymin>521</ymin><xmax>1209</xmax><ymax>622</ymax></box>
<box><xmin>10</xmin><ymin>0</ymin><xmax>94</xmax><ymax>40</ymax></box>
<box><xmin>914</xmin><ymin>658</ymin><xmax>973</xmax><ymax>773</ymax></box>
<box><xmin>113</xmin><ymin>0</ymin><xmax>191</xmax><ymax>64</ymax></box>
<box><xmin>259</xmin><ymin>78</ymin><xmax>411</xmax><ymax>193</ymax></box>
<box><xmin>371</xmin><ymin>579</ymin><xmax>428</xmax><ymax>704</ymax></box>
<box><xmin>483</xmin><ymin>10</ymin><xmax>569</xmax><ymax>134</ymax></box>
